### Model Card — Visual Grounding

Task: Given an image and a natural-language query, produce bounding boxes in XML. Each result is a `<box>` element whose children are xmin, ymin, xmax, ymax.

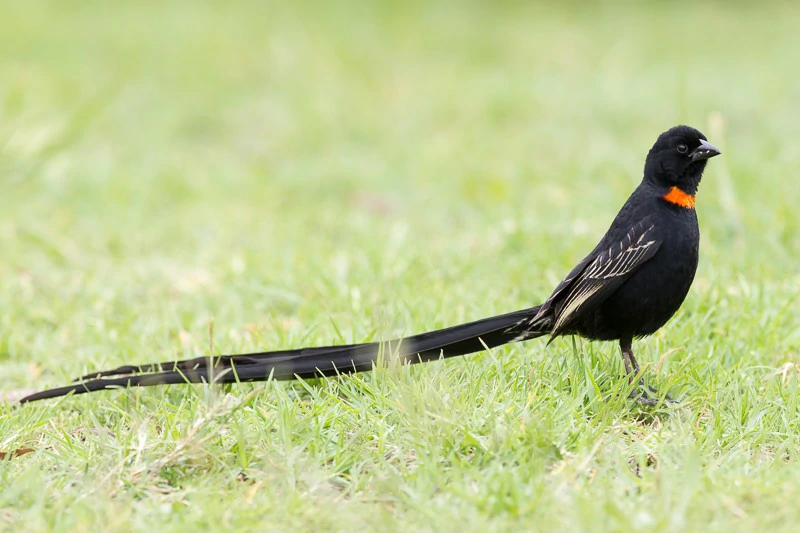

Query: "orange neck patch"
<box><xmin>661</xmin><ymin>186</ymin><xmax>695</xmax><ymax>209</ymax></box>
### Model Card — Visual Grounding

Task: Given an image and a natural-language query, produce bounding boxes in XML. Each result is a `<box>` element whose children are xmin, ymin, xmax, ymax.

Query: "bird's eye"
<box><xmin>676</xmin><ymin>144</ymin><xmax>689</xmax><ymax>154</ymax></box>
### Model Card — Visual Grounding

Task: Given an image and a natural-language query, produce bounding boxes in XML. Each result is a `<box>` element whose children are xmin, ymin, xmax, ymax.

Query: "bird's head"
<box><xmin>644</xmin><ymin>125</ymin><xmax>721</xmax><ymax>199</ymax></box>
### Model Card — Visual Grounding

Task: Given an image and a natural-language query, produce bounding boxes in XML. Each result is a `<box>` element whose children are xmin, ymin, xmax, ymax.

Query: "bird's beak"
<box><xmin>690</xmin><ymin>139</ymin><xmax>722</xmax><ymax>162</ymax></box>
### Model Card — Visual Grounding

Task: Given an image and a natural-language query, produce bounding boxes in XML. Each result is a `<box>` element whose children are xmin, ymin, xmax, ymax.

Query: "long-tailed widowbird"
<box><xmin>19</xmin><ymin>125</ymin><xmax>721</xmax><ymax>405</ymax></box>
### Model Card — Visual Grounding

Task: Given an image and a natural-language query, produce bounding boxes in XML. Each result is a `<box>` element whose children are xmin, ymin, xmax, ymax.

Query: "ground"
<box><xmin>2</xmin><ymin>1</ymin><xmax>800</xmax><ymax>531</ymax></box>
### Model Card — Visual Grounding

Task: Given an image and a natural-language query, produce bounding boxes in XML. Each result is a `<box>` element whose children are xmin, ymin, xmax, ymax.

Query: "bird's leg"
<box><xmin>626</xmin><ymin>349</ymin><xmax>667</xmax><ymax>397</ymax></box>
<box><xmin>620</xmin><ymin>338</ymin><xmax>671</xmax><ymax>405</ymax></box>
<box><xmin>619</xmin><ymin>337</ymin><xmax>637</xmax><ymax>384</ymax></box>
<box><xmin>627</xmin><ymin>349</ymin><xmax>642</xmax><ymax>376</ymax></box>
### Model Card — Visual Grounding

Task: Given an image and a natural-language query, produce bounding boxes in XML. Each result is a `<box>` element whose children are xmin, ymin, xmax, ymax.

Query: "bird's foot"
<box><xmin>628</xmin><ymin>382</ymin><xmax>675</xmax><ymax>406</ymax></box>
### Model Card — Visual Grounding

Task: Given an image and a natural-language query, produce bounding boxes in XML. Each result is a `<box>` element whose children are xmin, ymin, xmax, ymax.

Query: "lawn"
<box><xmin>2</xmin><ymin>1</ymin><xmax>800</xmax><ymax>531</ymax></box>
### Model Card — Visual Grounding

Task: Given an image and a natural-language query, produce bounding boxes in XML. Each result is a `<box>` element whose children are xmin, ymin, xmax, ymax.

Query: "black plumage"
<box><xmin>19</xmin><ymin>125</ymin><xmax>720</xmax><ymax>404</ymax></box>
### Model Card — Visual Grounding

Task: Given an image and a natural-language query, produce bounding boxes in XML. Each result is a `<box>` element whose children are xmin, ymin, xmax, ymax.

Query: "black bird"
<box><xmin>19</xmin><ymin>125</ymin><xmax>721</xmax><ymax>404</ymax></box>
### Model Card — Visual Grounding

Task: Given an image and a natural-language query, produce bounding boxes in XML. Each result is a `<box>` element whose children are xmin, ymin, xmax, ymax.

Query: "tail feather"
<box><xmin>19</xmin><ymin>306</ymin><xmax>550</xmax><ymax>403</ymax></box>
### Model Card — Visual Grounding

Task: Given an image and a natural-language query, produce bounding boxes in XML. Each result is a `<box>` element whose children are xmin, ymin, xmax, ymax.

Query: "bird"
<box><xmin>18</xmin><ymin>125</ymin><xmax>721</xmax><ymax>405</ymax></box>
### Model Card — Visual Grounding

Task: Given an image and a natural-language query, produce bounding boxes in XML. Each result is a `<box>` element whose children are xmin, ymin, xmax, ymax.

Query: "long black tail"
<box><xmin>19</xmin><ymin>305</ymin><xmax>551</xmax><ymax>403</ymax></box>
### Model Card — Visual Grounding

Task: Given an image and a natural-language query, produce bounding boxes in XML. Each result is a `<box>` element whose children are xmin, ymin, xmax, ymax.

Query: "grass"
<box><xmin>2</xmin><ymin>0</ymin><xmax>800</xmax><ymax>530</ymax></box>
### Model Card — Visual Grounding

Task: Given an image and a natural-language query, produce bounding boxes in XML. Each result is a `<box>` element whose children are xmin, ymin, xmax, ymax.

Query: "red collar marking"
<box><xmin>661</xmin><ymin>186</ymin><xmax>695</xmax><ymax>209</ymax></box>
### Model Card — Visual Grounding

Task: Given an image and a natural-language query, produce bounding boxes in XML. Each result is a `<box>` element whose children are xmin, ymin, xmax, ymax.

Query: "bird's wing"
<box><xmin>547</xmin><ymin>219</ymin><xmax>662</xmax><ymax>336</ymax></box>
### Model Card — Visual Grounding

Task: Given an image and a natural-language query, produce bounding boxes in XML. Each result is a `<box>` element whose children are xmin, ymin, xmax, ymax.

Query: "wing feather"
<box><xmin>549</xmin><ymin>220</ymin><xmax>661</xmax><ymax>335</ymax></box>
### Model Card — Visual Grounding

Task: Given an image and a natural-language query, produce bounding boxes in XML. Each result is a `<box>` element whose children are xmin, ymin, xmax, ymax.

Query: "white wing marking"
<box><xmin>551</xmin><ymin>222</ymin><xmax>657</xmax><ymax>332</ymax></box>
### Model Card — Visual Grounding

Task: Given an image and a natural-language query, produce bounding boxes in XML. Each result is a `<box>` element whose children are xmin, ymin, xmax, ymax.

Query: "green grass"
<box><xmin>2</xmin><ymin>1</ymin><xmax>800</xmax><ymax>530</ymax></box>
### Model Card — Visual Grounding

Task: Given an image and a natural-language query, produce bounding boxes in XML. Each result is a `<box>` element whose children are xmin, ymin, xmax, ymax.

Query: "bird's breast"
<box><xmin>577</xmin><ymin>210</ymin><xmax>699</xmax><ymax>341</ymax></box>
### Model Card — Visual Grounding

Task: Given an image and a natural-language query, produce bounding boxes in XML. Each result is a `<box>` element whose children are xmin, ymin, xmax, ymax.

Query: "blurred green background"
<box><xmin>2</xmin><ymin>1</ymin><xmax>800</xmax><ymax>531</ymax></box>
